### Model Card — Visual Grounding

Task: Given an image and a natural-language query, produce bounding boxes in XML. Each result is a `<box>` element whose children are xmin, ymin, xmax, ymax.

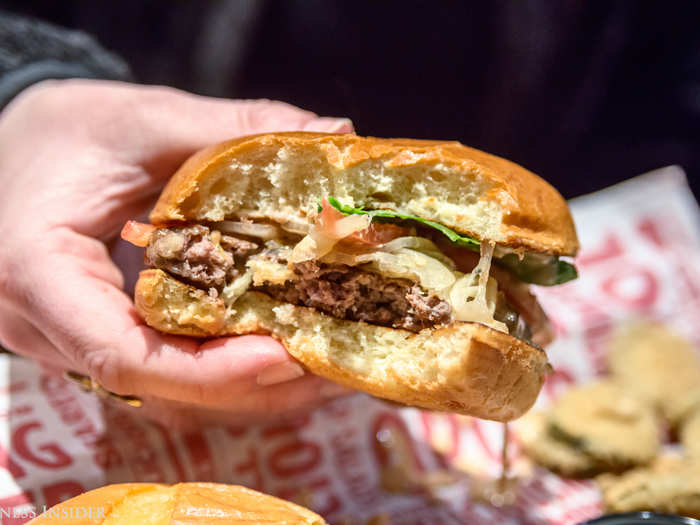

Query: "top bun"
<box><xmin>151</xmin><ymin>132</ymin><xmax>579</xmax><ymax>256</ymax></box>
<box><xmin>28</xmin><ymin>482</ymin><xmax>326</xmax><ymax>524</ymax></box>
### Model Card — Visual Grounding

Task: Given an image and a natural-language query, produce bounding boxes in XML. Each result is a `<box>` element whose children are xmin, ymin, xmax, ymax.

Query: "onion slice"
<box><xmin>449</xmin><ymin>241</ymin><xmax>508</xmax><ymax>332</ymax></box>
<box><xmin>322</xmin><ymin>248</ymin><xmax>456</xmax><ymax>293</ymax></box>
<box><xmin>290</xmin><ymin>198</ymin><xmax>371</xmax><ymax>263</ymax></box>
<box><xmin>474</xmin><ymin>241</ymin><xmax>495</xmax><ymax>304</ymax></box>
<box><xmin>214</xmin><ymin>220</ymin><xmax>280</xmax><ymax>240</ymax></box>
<box><xmin>221</xmin><ymin>269</ymin><xmax>253</xmax><ymax>307</ymax></box>
<box><xmin>380</xmin><ymin>236</ymin><xmax>457</xmax><ymax>269</ymax></box>
<box><xmin>327</xmin><ymin>214</ymin><xmax>373</xmax><ymax>239</ymax></box>
<box><xmin>367</xmin><ymin>249</ymin><xmax>456</xmax><ymax>292</ymax></box>
<box><xmin>280</xmin><ymin>220</ymin><xmax>311</xmax><ymax>235</ymax></box>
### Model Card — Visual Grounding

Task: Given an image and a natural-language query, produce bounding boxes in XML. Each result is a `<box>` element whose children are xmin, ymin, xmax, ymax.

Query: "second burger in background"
<box><xmin>122</xmin><ymin>133</ymin><xmax>579</xmax><ymax>421</ymax></box>
<box><xmin>28</xmin><ymin>483</ymin><xmax>326</xmax><ymax>524</ymax></box>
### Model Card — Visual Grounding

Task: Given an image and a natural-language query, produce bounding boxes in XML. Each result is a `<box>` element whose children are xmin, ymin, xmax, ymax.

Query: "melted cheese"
<box><xmin>225</xmin><ymin>238</ymin><xmax>509</xmax><ymax>334</ymax></box>
<box><xmin>449</xmin><ymin>242</ymin><xmax>508</xmax><ymax>333</ymax></box>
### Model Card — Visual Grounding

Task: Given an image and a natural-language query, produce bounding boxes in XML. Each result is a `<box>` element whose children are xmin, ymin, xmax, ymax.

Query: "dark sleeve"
<box><xmin>0</xmin><ymin>10</ymin><xmax>131</xmax><ymax>109</ymax></box>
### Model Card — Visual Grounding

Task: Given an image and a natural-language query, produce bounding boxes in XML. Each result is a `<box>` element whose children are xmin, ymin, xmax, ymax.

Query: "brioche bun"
<box><xmin>151</xmin><ymin>132</ymin><xmax>578</xmax><ymax>256</ymax></box>
<box><xmin>132</xmin><ymin>133</ymin><xmax>574</xmax><ymax>422</ymax></box>
<box><xmin>135</xmin><ymin>268</ymin><xmax>549</xmax><ymax>421</ymax></box>
<box><xmin>28</xmin><ymin>482</ymin><xmax>326</xmax><ymax>524</ymax></box>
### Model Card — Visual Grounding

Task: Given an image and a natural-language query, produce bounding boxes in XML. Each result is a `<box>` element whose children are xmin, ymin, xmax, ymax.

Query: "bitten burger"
<box><xmin>122</xmin><ymin>133</ymin><xmax>579</xmax><ymax>421</ymax></box>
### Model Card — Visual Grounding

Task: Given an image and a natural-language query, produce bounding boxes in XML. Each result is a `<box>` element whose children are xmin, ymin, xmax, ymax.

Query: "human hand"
<box><xmin>0</xmin><ymin>79</ymin><xmax>354</xmax><ymax>429</ymax></box>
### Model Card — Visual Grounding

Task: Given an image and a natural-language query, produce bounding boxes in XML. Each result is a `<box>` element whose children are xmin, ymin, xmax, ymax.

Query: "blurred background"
<box><xmin>5</xmin><ymin>0</ymin><xmax>699</xmax><ymax>199</ymax></box>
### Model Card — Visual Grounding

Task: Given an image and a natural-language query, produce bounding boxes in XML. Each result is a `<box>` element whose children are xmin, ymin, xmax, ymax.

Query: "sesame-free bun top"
<box><xmin>151</xmin><ymin>132</ymin><xmax>579</xmax><ymax>256</ymax></box>
<box><xmin>28</xmin><ymin>482</ymin><xmax>326</xmax><ymax>524</ymax></box>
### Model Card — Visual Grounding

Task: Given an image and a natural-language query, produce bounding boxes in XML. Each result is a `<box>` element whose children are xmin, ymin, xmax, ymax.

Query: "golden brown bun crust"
<box><xmin>28</xmin><ymin>482</ymin><xmax>326</xmax><ymax>524</ymax></box>
<box><xmin>136</xmin><ymin>269</ymin><xmax>549</xmax><ymax>421</ymax></box>
<box><xmin>151</xmin><ymin>132</ymin><xmax>578</xmax><ymax>256</ymax></box>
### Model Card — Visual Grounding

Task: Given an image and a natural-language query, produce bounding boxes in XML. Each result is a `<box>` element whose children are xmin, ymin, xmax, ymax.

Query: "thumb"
<box><xmin>302</xmin><ymin>116</ymin><xmax>354</xmax><ymax>133</ymax></box>
<box><xmin>122</xmin><ymin>84</ymin><xmax>353</xmax><ymax>177</ymax></box>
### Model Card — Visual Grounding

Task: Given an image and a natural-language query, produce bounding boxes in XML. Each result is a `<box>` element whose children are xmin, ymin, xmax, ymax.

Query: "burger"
<box><xmin>28</xmin><ymin>483</ymin><xmax>325</xmax><ymax>524</ymax></box>
<box><xmin>122</xmin><ymin>133</ymin><xmax>578</xmax><ymax>421</ymax></box>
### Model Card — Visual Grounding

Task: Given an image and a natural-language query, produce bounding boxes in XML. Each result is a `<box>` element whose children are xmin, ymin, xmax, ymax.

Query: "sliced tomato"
<box><xmin>316</xmin><ymin>197</ymin><xmax>409</xmax><ymax>248</ymax></box>
<box><xmin>434</xmin><ymin>239</ymin><xmax>481</xmax><ymax>273</ymax></box>
<box><xmin>347</xmin><ymin>222</ymin><xmax>409</xmax><ymax>246</ymax></box>
<box><xmin>120</xmin><ymin>220</ymin><xmax>157</xmax><ymax>247</ymax></box>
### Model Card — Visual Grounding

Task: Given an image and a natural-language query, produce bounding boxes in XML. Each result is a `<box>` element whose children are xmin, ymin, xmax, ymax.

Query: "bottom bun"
<box><xmin>29</xmin><ymin>482</ymin><xmax>326</xmax><ymax>524</ymax></box>
<box><xmin>135</xmin><ymin>268</ymin><xmax>550</xmax><ymax>421</ymax></box>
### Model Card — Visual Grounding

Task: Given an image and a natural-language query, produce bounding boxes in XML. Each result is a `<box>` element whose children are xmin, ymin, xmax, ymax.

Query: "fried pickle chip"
<box><xmin>549</xmin><ymin>381</ymin><xmax>659</xmax><ymax>469</ymax></box>
<box><xmin>608</xmin><ymin>321</ymin><xmax>700</xmax><ymax>427</ymax></box>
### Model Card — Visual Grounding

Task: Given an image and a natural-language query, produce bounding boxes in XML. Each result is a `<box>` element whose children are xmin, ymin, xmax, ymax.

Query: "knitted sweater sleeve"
<box><xmin>0</xmin><ymin>10</ymin><xmax>131</xmax><ymax>109</ymax></box>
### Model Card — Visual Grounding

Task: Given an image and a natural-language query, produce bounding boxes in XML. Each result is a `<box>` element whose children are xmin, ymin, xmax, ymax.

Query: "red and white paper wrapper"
<box><xmin>0</xmin><ymin>167</ymin><xmax>698</xmax><ymax>525</ymax></box>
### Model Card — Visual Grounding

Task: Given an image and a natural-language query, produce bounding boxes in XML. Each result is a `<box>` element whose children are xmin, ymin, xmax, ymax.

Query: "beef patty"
<box><xmin>145</xmin><ymin>225</ymin><xmax>453</xmax><ymax>332</ymax></box>
<box><xmin>145</xmin><ymin>225</ymin><xmax>258</xmax><ymax>289</ymax></box>
<box><xmin>144</xmin><ymin>226</ymin><xmax>534</xmax><ymax>338</ymax></box>
<box><xmin>257</xmin><ymin>260</ymin><xmax>452</xmax><ymax>332</ymax></box>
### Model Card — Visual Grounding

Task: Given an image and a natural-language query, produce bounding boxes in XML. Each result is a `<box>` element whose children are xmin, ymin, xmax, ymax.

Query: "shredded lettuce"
<box><xmin>322</xmin><ymin>197</ymin><xmax>577</xmax><ymax>286</ymax></box>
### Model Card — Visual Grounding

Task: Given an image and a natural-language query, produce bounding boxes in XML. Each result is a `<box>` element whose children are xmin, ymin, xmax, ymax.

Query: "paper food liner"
<box><xmin>0</xmin><ymin>166</ymin><xmax>698</xmax><ymax>524</ymax></box>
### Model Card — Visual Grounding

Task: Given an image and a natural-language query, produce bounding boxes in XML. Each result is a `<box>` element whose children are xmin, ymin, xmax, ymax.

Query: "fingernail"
<box><xmin>305</xmin><ymin>117</ymin><xmax>354</xmax><ymax>133</ymax></box>
<box><xmin>257</xmin><ymin>362</ymin><xmax>305</xmax><ymax>386</ymax></box>
<box><xmin>331</xmin><ymin>118</ymin><xmax>354</xmax><ymax>133</ymax></box>
<box><xmin>320</xmin><ymin>381</ymin><xmax>355</xmax><ymax>398</ymax></box>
